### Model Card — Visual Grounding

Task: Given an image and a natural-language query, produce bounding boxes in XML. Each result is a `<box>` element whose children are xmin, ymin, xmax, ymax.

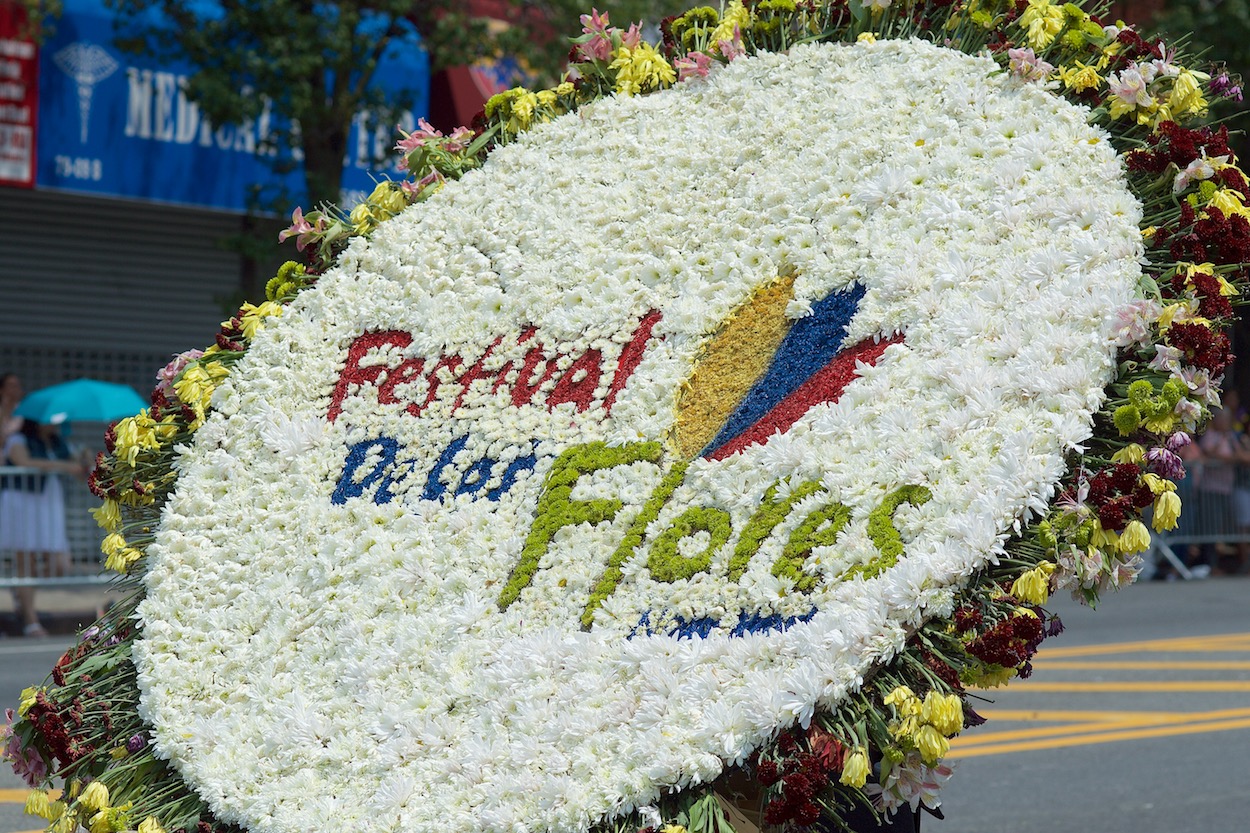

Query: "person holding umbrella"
<box><xmin>0</xmin><ymin>419</ymin><xmax>90</xmax><ymax>636</ymax></box>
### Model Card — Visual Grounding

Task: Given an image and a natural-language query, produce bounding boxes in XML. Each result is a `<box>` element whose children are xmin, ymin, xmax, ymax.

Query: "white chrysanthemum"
<box><xmin>137</xmin><ymin>39</ymin><xmax>1141</xmax><ymax>833</ymax></box>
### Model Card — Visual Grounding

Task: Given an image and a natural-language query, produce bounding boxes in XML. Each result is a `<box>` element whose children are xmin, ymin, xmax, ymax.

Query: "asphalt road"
<box><xmin>0</xmin><ymin>577</ymin><xmax>1245</xmax><ymax>833</ymax></box>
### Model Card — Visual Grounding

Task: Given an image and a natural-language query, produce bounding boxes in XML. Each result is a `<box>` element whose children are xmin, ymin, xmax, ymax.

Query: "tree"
<box><xmin>102</xmin><ymin>1</ymin><xmax>689</xmax><ymax>212</ymax></box>
<box><xmin>105</xmin><ymin>1</ymin><xmax>432</xmax><ymax>209</ymax></box>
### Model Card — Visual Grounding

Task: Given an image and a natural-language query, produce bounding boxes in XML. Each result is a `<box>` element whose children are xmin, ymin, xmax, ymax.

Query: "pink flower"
<box><xmin>1007</xmin><ymin>47</ymin><xmax>1054</xmax><ymax>83</ymax></box>
<box><xmin>620</xmin><ymin>22</ymin><xmax>643</xmax><ymax>49</ymax></box>
<box><xmin>1146</xmin><ymin>446</ymin><xmax>1185</xmax><ymax>480</ymax></box>
<box><xmin>1110</xmin><ymin>298</ymin><xmax>1161</xmax><ymax>347</ymax></box>
<box><xmin>445</xmin><ymin>125</ymin><xmax>474</xmax><ymax>154</ymax></box>
<box><xmin>277</xmin><ymin>206</ymin><xmax>312</xmax><ymax>244</ymax></box>
<box><xmin>718</xmin><ymin>25</ymin><xmax>746</xmax><ymax>61</ymax></box>
<box><xmin>155</xmin><ymin>349</ymin><xmax>205</xmax><ymax>397</ymax></box>
<box><xmin>2</xmin><ymin>710</ymin><xmax>46</xmax><ymax>788</ymax></box>
<box><xmin>395</xmin><ymin>118</ymin><xmax>443</xmax><ymax>155</ymax></box>
<box><xmin>675</xmin><ymin>51</ymin><xmax>714</xmax><ymax>82</ymax></box>
<box><xmin>277</xmin><ymin>207</ymin><xmax>328</xmax><ymax>252</ymax></box>
<box><xmin>1148</xmin><ymin>344</ymin><xmax>1184</xmax><ymax>375</ymax></box>
<box><xmin>577</xmin><ymin>35</ymin><xmax>613</xmax><ymax>63</ymax></box>
<box><xmin>1166</xmin><ymin>431</ymin><xmax>1192</xmax><ymax>453</ymax></box>
<box><xmin>580</xmin><ymin>8</ymin><xmax>610</xmax><ymax>36</ymax></box>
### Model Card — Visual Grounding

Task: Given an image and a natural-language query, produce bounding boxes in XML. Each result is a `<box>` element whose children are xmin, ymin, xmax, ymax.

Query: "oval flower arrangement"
<box><xmin>5</xmin><ymin>3</ymin><xmax>1246</xmax><ymax>833</ymax></box>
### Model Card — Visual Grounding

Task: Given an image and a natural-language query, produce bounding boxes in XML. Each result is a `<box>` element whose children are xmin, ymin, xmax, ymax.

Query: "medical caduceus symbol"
<box><xmin>52</xmin><ymin>42</ymin><xmax>119</xmax><ymax>144</ymax></box>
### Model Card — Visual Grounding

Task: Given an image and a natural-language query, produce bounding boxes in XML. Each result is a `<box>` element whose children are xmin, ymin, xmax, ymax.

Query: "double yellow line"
<box><xmin>952</xmin><ymin>631</ymin><xmax>1250</xmax><ymax>757</ymax></box>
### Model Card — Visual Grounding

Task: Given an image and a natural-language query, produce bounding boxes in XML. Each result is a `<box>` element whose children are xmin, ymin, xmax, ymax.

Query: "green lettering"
<box><xmin>773</xmin><ymin>500</ymin><xmax>852</xmax><ymax>591</ymax></box>
<box><xmin>581</xmin><ymin>461</ymin><xmax>688</xmax><ymax>629</ymax></box>
<box><xmin>726</xmin><ymin>480</ymin><xmax>824</xmax><ymax>581</ymax></box>
<box><xmin>647</xmin><ymin>507</ymin><xmax>733</xmax><ymax>583</ymax></box>
<box><xmin>498</xmin><ymin>441</ymin><xmax>662</xmax><ymax>612</ymax></box>
<box><xmin>853</xmin><ymin>484</ymin><xmax>932</xmax><ymax>579</ymax></box>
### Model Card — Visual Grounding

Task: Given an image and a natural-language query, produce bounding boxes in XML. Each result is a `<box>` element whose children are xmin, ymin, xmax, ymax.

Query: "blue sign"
<box><xmin>35</xmin><ymin>0</ymin><xmax>429</xmax><ymax>212</ymax></box>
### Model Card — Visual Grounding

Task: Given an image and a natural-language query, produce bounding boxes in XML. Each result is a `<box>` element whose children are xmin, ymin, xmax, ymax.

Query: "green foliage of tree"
<box><xmin>9</xmin><ymin>0</ymin><xmax>62</xmax><ymax>42</ymax></box>
<box><xmin>98</xmin><ymin>1</ymin><xmax>689</xmax><ymax>210</ymax></box>
<box><xmin>105</xmin><ymin>0</ymin><xmax>428</xmax><ymax>208</ymax></box>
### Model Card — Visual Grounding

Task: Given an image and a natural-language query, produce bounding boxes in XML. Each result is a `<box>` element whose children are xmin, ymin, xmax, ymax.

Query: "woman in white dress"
<box><xmin>0</xmin><ymin>419</ymin><xmax>88</xmax><ymax>636</ymax></box>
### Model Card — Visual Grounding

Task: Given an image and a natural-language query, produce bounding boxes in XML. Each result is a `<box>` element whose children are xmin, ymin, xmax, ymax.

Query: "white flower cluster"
<box><xmin>135</xmin><ymin>39</ymin><xmax>1142</xmax><ymax>833</ymax></box>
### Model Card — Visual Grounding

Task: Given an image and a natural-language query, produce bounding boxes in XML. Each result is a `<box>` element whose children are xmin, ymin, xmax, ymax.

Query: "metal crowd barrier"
<box><xmin>1150</xmin><ymin>460</ymin><xmax>1250</xmax><ymax>580</ymax></box>
<box><xmin>0</xmin><ymin>466</ymin><xmax>109</xmax><ymax>587</ymax></box>
<box><xmin>0</xmin><ymin>458</ymin><xmax>1242</xmax><ymax>586</ymax></box>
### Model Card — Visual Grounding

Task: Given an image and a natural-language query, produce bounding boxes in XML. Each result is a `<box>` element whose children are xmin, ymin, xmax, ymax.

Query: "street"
<box><xmin>0</xmin><ymin>577</ymin><xmax>1245</xmax><ymax>833</ymax></box>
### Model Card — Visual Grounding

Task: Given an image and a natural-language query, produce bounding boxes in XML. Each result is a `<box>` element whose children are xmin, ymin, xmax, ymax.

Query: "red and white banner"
<box><xmin>0</xmin><ymin>2</ymin><xmax>37</xmax><ymax>188</ymax></box>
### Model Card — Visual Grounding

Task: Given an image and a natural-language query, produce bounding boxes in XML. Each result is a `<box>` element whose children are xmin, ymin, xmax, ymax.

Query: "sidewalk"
<box><xmin>0</xmin><ymin>585</ymin><xmax>122</xmax><ymax>638</ymax></box>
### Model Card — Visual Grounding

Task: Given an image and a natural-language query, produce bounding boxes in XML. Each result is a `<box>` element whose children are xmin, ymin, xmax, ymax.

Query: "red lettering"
<box><xmin>546</xmin><ymin>349</ymin><xmax>603</xmax><ymax>413</ymax></box>
<box><xmin>409</xmin><ymin>355</ymin><xmax>463</xmax><ymax>418</ymax></box>
<box><xmin>377</xmin><ymin>357</ymin><xmax>425</xmax><ymax>405</ymax></box>
<box><xmin>511</xmin><ymin>342</ymin><xmax>561</xmax><ymax>408</ymax></box>
<box><xmin>603</xmin><ymin>310</ymin><xmax>662</xmax><ymax>414</ymax></box>
<box><xmin>327</xmin><ymin>331</ymin><xmax>413</xmax><ymax>423</ymax></box>
<box><xmin>451</xmin><ymin>335</ymin><xmax>505</xmax><ymax>411</ymax></box>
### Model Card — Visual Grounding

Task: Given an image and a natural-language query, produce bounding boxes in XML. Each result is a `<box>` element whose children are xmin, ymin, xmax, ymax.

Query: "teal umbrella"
<box><xmin>14</xmin><ymin>379</ymin><xmax>146</xmax><ymax>425</ymax></box>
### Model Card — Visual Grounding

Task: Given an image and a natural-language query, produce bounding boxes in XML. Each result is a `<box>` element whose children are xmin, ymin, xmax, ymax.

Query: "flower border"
<box><xmin>4</xmin><ymin>2</ymin><xmax>1246</xmax><ymax>833</ymax></box>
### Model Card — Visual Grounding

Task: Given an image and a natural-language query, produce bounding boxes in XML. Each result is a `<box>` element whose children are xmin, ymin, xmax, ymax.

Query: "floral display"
<box><xmin>4</xmin><ymin>3</ymin><xmax>1247</xmax><ymax>833</ymax></box>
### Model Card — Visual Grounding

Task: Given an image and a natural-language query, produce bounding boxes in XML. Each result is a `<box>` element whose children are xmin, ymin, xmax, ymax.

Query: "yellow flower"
<box><xmin>1020</xmin><ymin>0</ymin><xmax>1065</xmax><ymax>49</ymax></box>
<box><xmin>709</xmin><ymin>0</ymin><xmax>750</xmax><ymax>46</ymax></box>
<box><xmin>1118</xmin><ymin>520</ymin><xmax>1151</xmax><ymax>554</ymax></box>
<box><xmin>138</xmin><ymin>818</ymin><xmax>167</xmax><ymax>833</ymax></box>
<box><xmin>1111</xmin><ymin>444</ymin><xmax>1145</xmax><ymax>465</ymax></box>
<box><xmin>839</xmin><ymin>748</ymin><xmax>871</xmax><ymax>788</ymax></box>
<box><xmin>1090</xmin><ymin>522</ymin><xmax>1118</xmax><ymax>550</ymax></box>
<box><xmin>1169</xmin><ymin>69</ymin><xmax>1208</xmax><ymax>119</ymax></box>
<box><xmin>78</xmin><ymin>781</ymin><xmax>109</xmax><ymax>813</ymax></box>
<box><xmin>101</xmin><ymin>533</ymin><xmax>143</xmax><ymax>575</ymax></box>
<box><xmin>964</xmin><ymin>662</ymin><xmax>1015</xmax><ymax>688</ymax></box>
<box><xmin>921</xmin><ymin>692</ymin><xmax>964</xmax><ymax>736</ymax></box>
<box><xmin>1141</xmin><ymin>473</ymin><xmax>1175</xmax><ymax>496</ymax></box>
<box><xmin>492</xmin><ymin>88</ymin><xmax>539</xmax><ymax>133</ymax></box>
<box><xmin>18</xmin><ymin>686</ymin><xmax>40</xmax><ymax>717</ymax></box>
<box><xmin>89</xmin><ymin>810</ymin><xmax>111</xmax><ymax>833</ymax></box>
<box><xmin>349</xmin><ymin>202</ymin><xmax>375</xmax><ymax>236</ymax></box>
<box><xmin>913</xmin><ymin>724</ymin><xmax>950</xmax><ymax>763</ymax></box>
<box><xmin>660</xmin><ymin>825</ymin><xmax>687</xmax><ymax>833</ymax></box>
<box><xmin>554</xmin><ymin>81</ymin><xmax>575</xmax><ymax>97</ymax></box>
<box><xmin>51</xmin><ymin>814</ymin><xmax>77</xmax><ymax>833</ymax></box>
<box><xmin>857</xmin><ymin>32</ymin><xmax>877</xmax><ymax>44</ymax></box>
<box><xmin>237</xmin><ymin>301</ymin><xmax>283</xmax><ymax>341</ymax></box>
<box><xmin>1152</xmin><ymin>491</ymin><xmax>1182</xmax><ymax>532</ymax></box>
<box><xmin>1058</xmin><ymin>60</ymin><xmax>1102</xmax><ymax>92</ymax></box>
<box><xmin>610</xmin><ymin>42</ymin><xmax>676</xmax><ymax>96</ymax></box>
<box><xmin>1010</xmin><ymin>561</ymin><xmax>1055</xmax><ymax>605</ymax></box>
<box><xmin>884</xmin><ymin>685</ymin><xmax>921</xmax><ymax>717</ymax></box>
<box><xmin>24</xmin><ymin>790</ymin><xmax>51</xmax><ymax>819</ymax></box>
<box><xmin>1208</xmin><ymin>188</ymin><xmax>1249</xmax><ymax>219</ymax></box>
<box><xmin>90</xmin><ymin>499</ymin><xmax>121</xmax><ymax>532</ymax></box>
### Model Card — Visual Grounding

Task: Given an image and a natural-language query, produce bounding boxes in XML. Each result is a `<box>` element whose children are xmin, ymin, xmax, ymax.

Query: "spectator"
<box><xmin>0</xmin><ymin>420</ymin><xmax>88</xmax><ymax>636</ymax></box>
<box><xmin>1195</xmin><ymin>407</ymin><xmax>1240</xmax><ymax>576</ymax></box>
<box><xmin>0</xmin><ymin>373</ymin><xmax>22</xmax><ymax>448</ymax></box>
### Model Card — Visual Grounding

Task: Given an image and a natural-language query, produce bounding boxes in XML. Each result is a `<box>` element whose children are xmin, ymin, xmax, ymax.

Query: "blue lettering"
<box><xmin>332</xmin><ymin>437</ymin><xmax>402</xmax><ymax>505</ymax></box>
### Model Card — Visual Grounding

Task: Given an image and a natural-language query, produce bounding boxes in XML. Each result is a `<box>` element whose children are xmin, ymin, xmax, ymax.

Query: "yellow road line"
<box><xmin>1035</xmin><ymin>659</ymin><xmax>1250</xmax><ymax>670</ymax></box>
<box><xmin>1016</xmin><ymin>681</ymin><xmax>1250</xmax><ymax>692</ymax></box>
<box><xmin>954</xmin><ymin>707</ymin><xmax>1250</xmax><ymax>748</ymax></box>
<box><xmin>1039</xmin><ymin>633</ymin><xmax>1250</xmax><ymax>658</ymax></box>
<box><xmin>0</xmin><ymin>787</ymin><xmax>61</xmax><ymax>803</ymax></box>
<box><xmin>952</xmin><ymin>714</ymin><xmax>1250</xmax><ymax>757</ymax></box>
<box><xmin>976</xmin><ymin>709</ymin><xmax>1186</xmax><ymax>722</ymax></box>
